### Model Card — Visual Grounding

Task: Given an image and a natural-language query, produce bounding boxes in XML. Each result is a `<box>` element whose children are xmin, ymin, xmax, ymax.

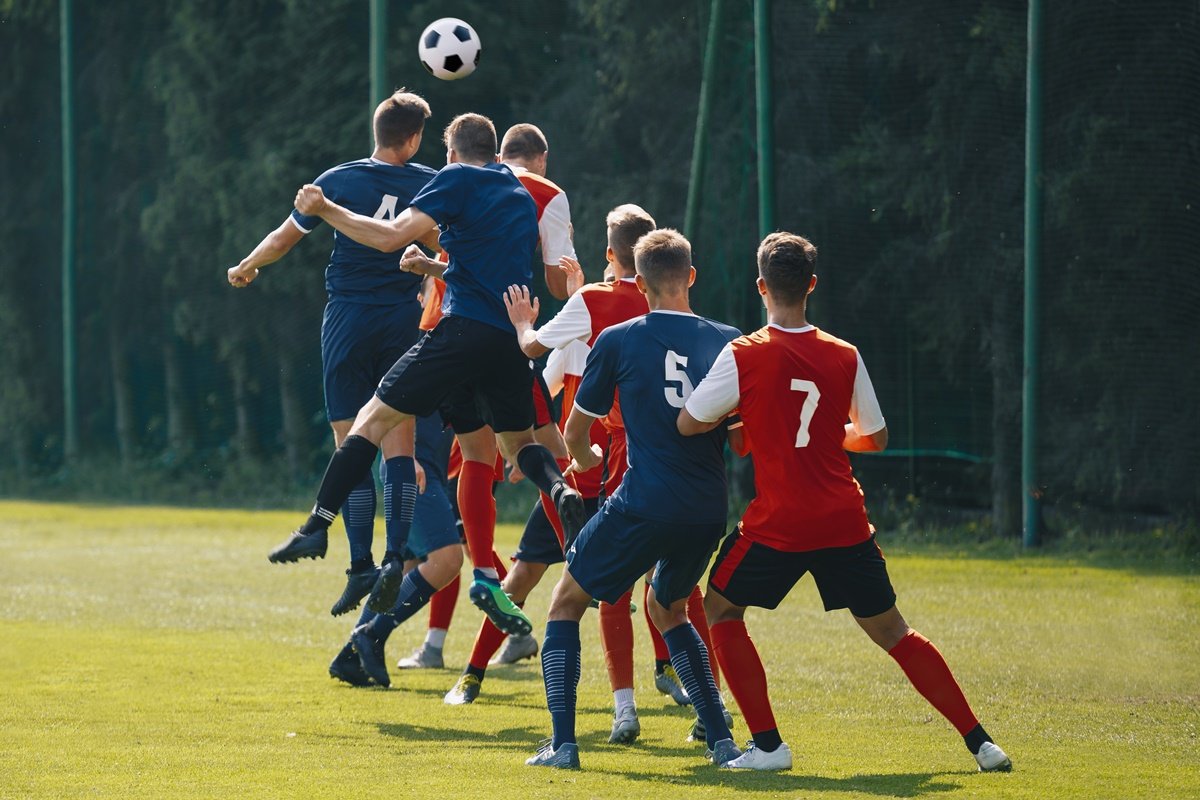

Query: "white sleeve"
<box><xmin>849</xmin><ymin>351</ymin><xmax>887</xmax><ymax>435</ymax></box>
<box><xmin>684</xmin><ymin>344</ymin><xmax>740</xmax><ymax>423</ymax></box>
<box><xmin>542</xmin><ymin>348</ymin><xmax>566</xmax><ymax>398</ymax></box>
<box><xmin>538</xmin><ymin>191</ymin><xmax>576</xmax><ymax>264</ymax></box>
<box><xmin>535</xmin><ymin>291</ymin><xmax>592</xmax><ymax>349</ymax></box>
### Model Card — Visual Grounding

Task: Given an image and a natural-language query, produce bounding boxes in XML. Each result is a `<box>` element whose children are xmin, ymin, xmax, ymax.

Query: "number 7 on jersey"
<box><xmin>790</xmin><ymin>378</ymin><xmax>821</xmax><ymax>447</ymax></box>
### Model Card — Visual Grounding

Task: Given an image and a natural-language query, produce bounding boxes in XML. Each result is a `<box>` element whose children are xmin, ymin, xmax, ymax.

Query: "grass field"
<box><xmin>0</xmin><ymin>500</ymin><xmax>1197</xmax><ymax>799</ymax></box>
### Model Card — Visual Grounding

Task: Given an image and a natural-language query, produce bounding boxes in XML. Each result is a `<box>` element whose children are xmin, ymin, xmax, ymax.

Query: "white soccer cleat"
<box><xmin>490</xmin><ymin>633</ymin><xmax>539</xmax><ymax>665</ymax></box>
<box><xmin>974</xmin><ymin>741</ymin><xmax>1013</xmax><ymax>772</ymax></box>
<box><xmin>608</xmin><ymin>705</ymin><xmax>641</xmax><ymax>744</ymax></box>
<box><xmin>396</xmin><ymin>643</ymin><xmax>444</xmax><ymax>670</ymax></box>
<box><xmin>721</xmin><ymin>741</ymin><xmax>793</xmax><ymax>771</ymax></box>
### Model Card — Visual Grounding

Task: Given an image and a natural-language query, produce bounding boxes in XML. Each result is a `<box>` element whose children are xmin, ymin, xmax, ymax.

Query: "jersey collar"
<box><xmin>768</xmin><ymin>322</ymin><xmax>816</xmax><ymax>333</ymax></box>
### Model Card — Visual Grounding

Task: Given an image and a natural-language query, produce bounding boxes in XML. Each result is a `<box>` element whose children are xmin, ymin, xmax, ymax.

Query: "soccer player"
<box><xmin>281</xmin><ymin>113</ymin><xmax>585</xmax><ymax>640</ymax></box>
<box><xmin>228</xmin><ymin>90</ymin><xmax>437</xmax><ymax>617</ymax></box>
<box><xmin>517</xmin><ymin>229</ymin><xmax>742</xmax><ymax>770</ymax></box>
<box><xmin>328</xmin><ymin>412</ymin><xmax>462</xmax><ymax>688</ymax></box>
<box><xmin>678</xmin><ymin>232</ymin><xmax>1013</xmax><ymax>773</ymax></box>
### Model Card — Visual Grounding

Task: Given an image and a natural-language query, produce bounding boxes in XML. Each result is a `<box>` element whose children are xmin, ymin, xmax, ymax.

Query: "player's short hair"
<box><xmin>634</xmin><ymin>228</ymin><xmax>692</xmax><ymax>293</ymax></box>
<box><xmin>374</xmin><ymin>90</ymin><xmax>431</xmax><ymax>149</ymax></box>
<box><xmin>443</xmin><ymin>113</ymin><xmax>498</xmax><ymax>163</ymax></box>
<box><xmin>757</xmin><ymin>232</ymin><xmax>818</xmax><ymax>305</ymax></box>
<box><xmin>606</xmin><ymin>204</ymin><xmax>657</xmax><ymax>270</ymax></box>
<box><xmin>499</xmin><ymin>123</ymin><xmax>548</xmax><ymax>160</ymax></box>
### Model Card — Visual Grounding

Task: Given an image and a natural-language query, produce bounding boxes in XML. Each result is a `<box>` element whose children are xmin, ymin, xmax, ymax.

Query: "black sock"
<box><xmin>963</xmin><ymin>723</ymin><xmax>993</xmax><ymax>755</ymax></box>
<box><xmin>382</xmin><ymin>550</ymin><xmax>402</xmax><ymax>566</ymax></box>
<box><xmin>753</xmin><ymin>728</ymin><xmax>783</xmax><ymax>753</ymax></box>
<box><xmin>349</xmin><ymin>558</ymin><xmax>376</xmax><ymax>574</ymax></box>
<box><xmin>515</xmin><ymin>444</ymin><xmax>566</xmax><ymax>497</ymax></box>
<box><xmin>312</xmin><ymin>435</ymin><xmax>380</xmax><ymax>523</ymax></box>
<box><xmin>464</xmin><ymin>663</ymin><xmax>486</xmax><ymax>682</ymax></box>
<box><xmin>655</xmin><ymin>659</ymin><xmax>670</xmax><ymax>675</ymax></box>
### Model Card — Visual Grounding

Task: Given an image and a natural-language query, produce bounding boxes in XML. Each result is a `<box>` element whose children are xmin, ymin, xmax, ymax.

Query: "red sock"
<box><xmin>458</xmin><ymin>460</ymin><xmax>497</xmax><ymax>570</ymax></box>
<box><xmin>468</xmin><ymin>608</ymin><xmax>515</xmax><ymax>671</ymax></box>
<box><xmin>428</xmin><ymin>574</ymin><xmax>460</xmax><ymax>631</ymax></box>
<box><xmin>687</xmin><ymin>585</ymin><xmax>719</xmax><ymax>689</ymax></box>
<box><xmin>644</xmin><ymin>582</ymin><xmax>669</xmax><ymax>661</ymax></box>
<box><xmin>492</xmin><ymin>549</ymin><xmax>508</xmax><ymax>581</ymax></box>
<box><xmin>711</xmin><ymin>620</ymin><xmax>777</xmax><ymax>735</ymax></box>
<box><xmin>888</xmin><ymin>630</ymin><xmax>980</xmax><ymax>735</ymax></box>
<box><xmin>599</xmin><ymin>589</ymin><xmax>635</xmax><ymax>691</ymax></box>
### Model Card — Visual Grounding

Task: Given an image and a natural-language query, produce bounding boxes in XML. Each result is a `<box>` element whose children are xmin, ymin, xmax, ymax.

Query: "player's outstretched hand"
<box><xmin>399</xmin><ymin>244</ymin><xmax>428</xmax><ymax>275</ymax></box>
<box><xmin>503</xmin><ymin>285</ymin><xmax>540</xmax><ymax>329</ymax></box>
<box><xmin>227</xmin><ymin>264</ymin><xmax>259</xmax><ymax>288</ymax></box>
<box><xmin>564</xmin><ymin>443</ymin><xmax>603</xmax><ymax>476</ymax></box>
<box><xmin>559</xmin><ymin>256</ymin><xmax>586</xmax><ymax>297</ymax></box>
<box><xmin>294</xmin><ymin>184</ymin><xmax>327</xmax><ymax>216</ymax></box>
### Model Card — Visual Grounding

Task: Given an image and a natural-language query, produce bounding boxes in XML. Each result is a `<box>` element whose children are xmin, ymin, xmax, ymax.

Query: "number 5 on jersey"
<box><xmin>664</xmin><ymin>350</ymin><xmax>694</xmax><ymax>408</ymax></box>
<box><xmin>791</xmin><ymin>378</ymin><xmax>821</xmax><ymax>447</ymax></box>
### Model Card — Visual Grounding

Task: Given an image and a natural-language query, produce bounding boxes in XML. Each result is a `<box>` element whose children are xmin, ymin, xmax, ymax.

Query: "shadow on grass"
<box><xmin>595</xmin><ymin>764</ymin><xmax>961</xmax><ymax>796</ymax></box>
<box><xmin>376</xmin><ymin>721</ymin><xmax>542</xmax><ymax>744</ymax></box>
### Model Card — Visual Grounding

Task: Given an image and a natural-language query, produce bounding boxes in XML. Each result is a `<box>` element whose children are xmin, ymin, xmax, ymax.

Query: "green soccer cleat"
<box><xmin>444</xmin><ymin>673</ymin><xmax>482</xmax><ymax>705</ymax></box>
<box><xmin>525</xmin><ymin>741</ymin><xmax>581</xmax><ymax>769</ymax></box>
<box><xmin>468</xmin><ymin>577</ymin><xmax>533</xmax><ymax>637</ymax></box>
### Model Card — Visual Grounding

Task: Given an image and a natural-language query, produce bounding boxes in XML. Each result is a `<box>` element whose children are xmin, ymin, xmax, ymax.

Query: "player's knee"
<box><xmin>703</xmin><ymin>589</ymin><xmax>743</xmax><ymax>625</ymax></box>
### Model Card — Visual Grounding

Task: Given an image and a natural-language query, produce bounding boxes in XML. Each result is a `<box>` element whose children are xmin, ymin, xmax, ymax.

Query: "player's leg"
<box><xmin>367</xmin><ymin>418</ymin><xmax>420</xmax><ymax>612</ymax></box>
<box><xmin>325</xmin><ymin>417</ymin><xmax>385</xmax><ymax>615</ymax></box>
<box><xmin>687</xmin><ymin>584</ymin><xmax>720</xmax><ymax>690</ymax></box>
<box><xmin>401</xmin><ymin>459</ymin><xmax>463</xmax><ymax>669</ymax></box>
<box><xmin>644</xmin><ymin>575</ymin><xmax>689</xmax><ymax>704</ymax></box>
<box><xmin>599</xmin><ymin>587</ymin><xmax>640</xmax><ymax>743</ymax></box>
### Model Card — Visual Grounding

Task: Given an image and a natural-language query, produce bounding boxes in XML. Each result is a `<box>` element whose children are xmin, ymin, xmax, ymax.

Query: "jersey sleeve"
<box><xmin>542</xmin><ymin>347</ymin><xmax>567</xmax><ymax>398</ymax></box>
<box><xmin>573</xmin><ymin>330</ymin><xmax>620</xmax><ymax>418</ymax></box>
<box><xmin>410</xmin><ymin>166</ymin><xmax>464</xmax><ymax>226</ymax></box>
<box><xmin>683</xmin><ymin>343</ymin><xmax>740</xmax><ymax>423</ymax></box>
<box><xmin>535</xmin><ymin>291</ymin><xmax>593</xmax><ymax>349</ymax></box>
<box><xmin>538</xmin><ymin>192</ymin><xmax>576</xmax><ymax>264</ymax></box>
<box><xmin>289</xmin><ymin>168</ymin><xmax>340</xmax><ymax>234</ymax></box>
<box><xmin>849</xmin><ymin>350</ymin><xmax>887</xmax><ymax>435</ymax></box>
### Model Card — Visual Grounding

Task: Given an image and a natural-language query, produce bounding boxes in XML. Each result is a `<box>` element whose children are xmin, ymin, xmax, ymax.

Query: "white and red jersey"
<box><xmin>420</xmin><ymin>169</ymin><xmax>574</xmax><ymax>331</ymax></box>
<box><xmin>685</xmin><ymin>324</ymin><xmax>886</xmax><ymax>552</ymax></box>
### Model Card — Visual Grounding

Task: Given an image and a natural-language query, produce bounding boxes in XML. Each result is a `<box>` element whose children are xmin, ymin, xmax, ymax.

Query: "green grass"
<box><xmin>0</xmin><ymin>500</ymin><xmax>1197</xmax><ymax>799</ymax></box>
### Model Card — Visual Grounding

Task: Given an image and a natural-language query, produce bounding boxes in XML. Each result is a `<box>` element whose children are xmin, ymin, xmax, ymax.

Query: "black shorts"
<box><xmin>514</xmin><ymin>495</ymin><xmax>600</xmax><ymax>565</ymax></box>
<box><xmin>707</xmin><ymin>532</ymin><xmax>897</xmax><ymax>618</ymax></box>
<box><xmin>376</xmin><ymin>315</ymin><xmax>535</xmax><ymax>434</ymax></box>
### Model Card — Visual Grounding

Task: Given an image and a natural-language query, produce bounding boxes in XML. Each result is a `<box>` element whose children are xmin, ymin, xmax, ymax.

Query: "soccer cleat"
<box><xmin>328</xmin><ymin>645</ymin><xmax>372</xmax><ymax>687</ymax></box>
<box><xmin>722</xmin><ymin>742</ymin><xmax>793</xmax><ymax>771</ymax></box>
<box><xmin>553</xmin><ymin>484</ymin><xmax>588</xmax><ymax>549</ymax></box>
<box><xmin>330</xmin><ymin>566</ymin><xmax>381</xmax><ymax>616</ymax></box>
<box><xmin>688</xmin><ymin>706</ymin><xmax>735</xmax><ymax>743</ymax></box>
<box><xmin>608</xmin><ymin>706</ymin><xmax>641</xmax><ymax>744</ymax></box>
<box><xmin>365</xmin><ymin>558</ymin><xmax>405</xmax><ymax>613</ymax></box>
<box><xmin>708</xmin><ymin>738</ymin><xmax>742</xmax><ymax>767</ymax></box>
<box><xmin>268</xmin><ymin>526</ymin><xmax>328</xmax><ymax>563</ymax></box>
<box><xmin>655</xmin><ymin>665</ymin><xmax>691</xmax><ymax>706</ymax></box>
<box><xmin>490</xmin><ymin>633</ymin><xmax>539</xmax><ymax>665</ymax></box>
<box><xmin>350</xmin><ymin>625</ymin><xmax>390</xmax><ymax>688</ymax></box>
<box><xmin>468</xmin><ymin>578</ymin><xmax>533</xmax><ymax>637</ymax></box>
<box><xmin>443</xmin><ymin>673</ymin><xmax>482</xmax><ymax>705</ymax></box>
<box><xmin>975</xmin><ymin>741</ymin><xmax>1013</xmax><ymax>772</ymax></box>
<box><xmin>525</xmin><ymin>740</ymin><xmax>581</xmax><ymax>769</ymax></box>
<box><xmin>397</xmin><ymin>643</ymin><xmax>444</xmax><ymax>669</ymax></box>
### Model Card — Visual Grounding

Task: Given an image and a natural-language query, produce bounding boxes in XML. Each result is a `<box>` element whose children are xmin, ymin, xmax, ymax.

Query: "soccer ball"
<box><xmin>418</xmin><ymin>18</ymin><xmax>481</xmax><ymax>81</ymax></box>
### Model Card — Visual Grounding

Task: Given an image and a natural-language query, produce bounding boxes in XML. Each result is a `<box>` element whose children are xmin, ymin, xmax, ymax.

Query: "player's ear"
<box><xmin>808</xmin><ymin>274</ymin><xmax>818</xmax><ymax>295</ymax></box>
<box><xmin>687</xmin><ymin>266</ymin><xmax>697</xmax><ymax>288</ymax></box>
<box><xmin>756</xmin><ymin>276</ymin><xmax>768</xmax><ymax>296</ymax></box>
<box><xmin>634</xmin><ymin>273</ymin><xmax>648</xmax><ymax>295</ymax></box>
<box><xmin>605</xmin><ymin>245</ymin><xmax>615</xmax><ymax>264</ymax></box>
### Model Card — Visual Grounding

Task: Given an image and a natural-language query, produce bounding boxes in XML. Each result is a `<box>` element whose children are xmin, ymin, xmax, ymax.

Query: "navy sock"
<box><xmin>383</xmin><ymin>456</ymin><xmax>418</xmax><ymax>556</ymax></box>
<box><xmin>542</xmin><ymin>620</ymin><xmax>582</xmax><ymax>749</ymax></box>
<box><xmin>310</xmin><ymin>435</ymin><xmax>380</xmax><ymax>528</ymax></box>
<box><xmin>365</xmin><ymin>568</ymin><xmax>437</xmax><ymax>643</ymax></box>
<box><xmin>663</xmin><ymin>623</ymin><xmax>729</xmax><ymax>748</ymax></box>
<box><xmin>343</xmin><ymin>474</ymin><xmax>376</xmax><ymax>565</ymax></box>
<box><xmin>515</xmin><ymin>444</ymin><xmax>566</xmax><ymax>497</ymax></box>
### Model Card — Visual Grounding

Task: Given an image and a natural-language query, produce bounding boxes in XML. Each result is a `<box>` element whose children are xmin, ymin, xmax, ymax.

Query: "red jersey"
<box><xmin>684</xmin><ymin>324</ymin><xmax>887</xmax><ymax>552</ymax></box>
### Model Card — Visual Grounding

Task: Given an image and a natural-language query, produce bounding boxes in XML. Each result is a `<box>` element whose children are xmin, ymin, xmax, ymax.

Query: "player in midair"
<box><xmin>678</xmin><ymin>232</ymin><xmax>1012</xmax><ymax>773</ymax></box>
<box><xmin>228</xmin><ymin>90</ymin><xmax>437</xmax><ymax>618</ymax></box>
<box><xmin>513</xmin><ymin>229</ymin><xmax>742</xmax><ymax>769</ymax></box>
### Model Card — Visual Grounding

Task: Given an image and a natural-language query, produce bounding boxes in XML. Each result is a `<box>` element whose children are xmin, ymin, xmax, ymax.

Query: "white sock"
<box><xmin>614</xmin><ymin>688</ymin><xmax>635</xmax><ymax>714</ymax></box>
<box><xmin>475</xmin><ymin>567</ymin><xmax>500</xmax><ymax>581</ymax></box>
<box><xmin>425</xmin><ymin>628</ymin><xmax>447</xmax><ymax>649</ymax></box>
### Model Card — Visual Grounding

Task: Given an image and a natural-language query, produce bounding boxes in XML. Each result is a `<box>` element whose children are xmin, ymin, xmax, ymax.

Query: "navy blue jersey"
<box><xmin>574</xmin><ymin>310</ymin><xmax>741</xmax><ymax>524</ymax></box>
<box><xmin>291</xmin><ymin>157</ymin><xmax>438</xmax><ymax>306</ymax></box>
<box><xmin>410</xmin><ymin>162</ymin><xmax>539</xmax><ymax>332</ymax></box>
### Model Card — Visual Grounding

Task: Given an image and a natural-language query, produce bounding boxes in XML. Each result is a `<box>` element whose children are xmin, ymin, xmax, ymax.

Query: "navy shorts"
<box><xmin>707</xmin><ymin>532</ymin><xmax>897</xmax><ymax>618</ymax></box>
<box><xmin>565</xmin><ymin>502</ymin><xmax>724</xmax><ymax>608</ymax></box>
<box><xmin>399</xmin><ymin>476</ymin><xmax>460</xmax><ymax>561</ymax></box>
<box><xmin>376</xmin><ymin>315</ymin><xmax>534</xmax><ymax>434</ymax></box>
<box><xmin>514</xmin><ymin>495</ymin><xmax>600</xmax><ymax>565</ymax></box>
<box><xmin>321</xmin><ymin>299</ymin><xmax>422</xmax><ymax>422</ymax></box>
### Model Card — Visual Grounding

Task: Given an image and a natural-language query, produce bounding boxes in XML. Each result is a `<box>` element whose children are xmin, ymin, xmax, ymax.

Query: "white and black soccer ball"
<box><xmin>418</xmin><ymin>18</ymin><xmax>481</xmax><ymax>81</ymax></box>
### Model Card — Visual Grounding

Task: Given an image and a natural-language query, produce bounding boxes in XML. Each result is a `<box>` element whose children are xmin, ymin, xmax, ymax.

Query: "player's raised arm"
<box><xmin>227</xmin><ymin>217</ymin><xmax>306</xmax><ymax>287</ymax></box>
<box><xmin>294</xmin><ymin>184</ymin><xmax>436</xmax><ymax>253</ymax></box>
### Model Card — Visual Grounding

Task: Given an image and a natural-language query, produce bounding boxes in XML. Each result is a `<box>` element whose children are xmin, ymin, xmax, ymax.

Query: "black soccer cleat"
<box><xmin>350</xmin><ymin>625</ymin><xmax>390</xmax><ymax>688</ymax></box>
<box><xmin>329</xmin><ymin>644</ymin><xmax>372</xmax><ymax>687</ymax></box>
<box><xmin>365</xmin><ymin>559</ymin><xmax>405</xmax><ymax>614</ymax></box>
<box><xmin>331</xmin><ymin>566</ymin><xmax>381</xmax><ymax>616</ymax></box>
<box><xmin>553</xmin><ymin>484</ymin><xmax>587</xmax><ymax>550</ymax></box>
<box><xmin>268</xmin><ymin>526</ymin><xmax>328</xmax><ymax>563</ymax></box>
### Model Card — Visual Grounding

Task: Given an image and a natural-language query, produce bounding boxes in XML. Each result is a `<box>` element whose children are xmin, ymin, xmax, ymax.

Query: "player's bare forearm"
<box><xmin>676</xmin><ymin>407</ymin><xmax>722</xmax><ymax>436</ymax></box>
<box><xmin>544</xmin><ymin>262</ymin><xmax>570</xmax><ymax>300</ymax></box>
<box><xmin>319</xmin><ymin>202</ymin><xmax>412</xmax><ymax>253</ymax></box>
<box><xmin>228</xmin><ymin>219</ymin><xmax>304</xmax><ymax>287</ymax></box>
<box><xmin>843</xmin><ymin>423</ymin><xmax>888</xmax><ymax>452</ymax></box>
<box><xmin>563</xmin><ymin>410</ymin><xmax>601</xmax><ymax>471</ymax></box>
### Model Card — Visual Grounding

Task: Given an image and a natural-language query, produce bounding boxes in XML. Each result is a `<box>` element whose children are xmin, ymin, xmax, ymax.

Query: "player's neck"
<box><xmin>647</xmin><ymin>292</ymin><xmax>692</xmax><ymax>314</ymax></box>
<box><xmin>767</xmin><ymin>303</ymin><xmax>809</xmax><ymax>329</ymax></box>
<box><xmin>371</xmin><ymin>147</ymin><xmax>408</xmax><ymax>166</ymax></box>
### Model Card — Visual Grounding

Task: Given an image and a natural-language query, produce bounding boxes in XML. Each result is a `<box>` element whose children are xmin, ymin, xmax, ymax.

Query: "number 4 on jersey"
<box><xmin>791</xmin><ymin>378</ymin><xmax>821</xmax><ymax>447</ymax></box>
